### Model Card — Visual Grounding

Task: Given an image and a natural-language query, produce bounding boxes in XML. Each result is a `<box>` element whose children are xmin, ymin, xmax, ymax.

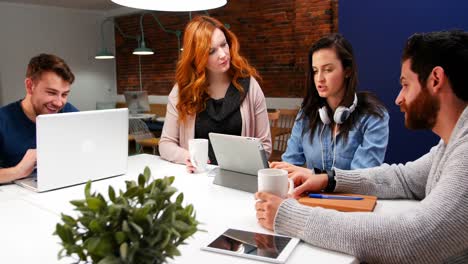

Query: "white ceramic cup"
<box><xmin>258</xmin><ymin>168</ymin><xmax>294</xmax><ymax>198</ymax></box>
<box><xmin>189</xmin><ymin>138</ymin><xmax>209</xmax><ymax>173</ymax></box>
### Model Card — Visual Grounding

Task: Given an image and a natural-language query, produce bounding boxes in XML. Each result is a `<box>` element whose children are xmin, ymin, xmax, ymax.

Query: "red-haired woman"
<box><xmin>159</xmin><ymin>16</ymin><xmax>271</xmax><ymax>172</ymax></box>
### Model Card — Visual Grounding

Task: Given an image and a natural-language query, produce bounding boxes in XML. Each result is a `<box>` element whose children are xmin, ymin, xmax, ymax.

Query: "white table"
<box><xmin>0</xmin><ymin>199</ymin><xmax>68</xmax><ymax>263</ymax></box>
<box><xmin>0</xmin><ymin>154</ymin><xmax>418</xmax><ymax>263</ymax></box>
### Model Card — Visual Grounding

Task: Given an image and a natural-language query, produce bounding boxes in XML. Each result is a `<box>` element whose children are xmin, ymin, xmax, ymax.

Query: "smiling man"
<box><xmin>255</xmin><ymin>30</ymin><xmax>468</xmax><ymax>263</ymax></box>
<box><xmin>0</xmin><ymin>54</ymin><xmax>78</xmax><ymax>183</ymax></box>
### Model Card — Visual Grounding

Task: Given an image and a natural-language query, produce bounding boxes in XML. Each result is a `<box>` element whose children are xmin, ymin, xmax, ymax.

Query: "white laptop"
<box><xmin>209</xmin><ymin>133</ymin><xmax>269</xmax><ymax>193</ymax></box>
<box><xmin>15</xmin><ymin>108</ymin><xmax>129</xmax><ymax>192</ymax></box>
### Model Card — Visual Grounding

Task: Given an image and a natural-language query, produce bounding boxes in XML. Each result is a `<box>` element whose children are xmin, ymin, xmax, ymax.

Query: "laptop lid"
<box><xmin>31</xmin><ymin>108</ymin><xmax>128</xmax><ymax>192</ymax></box>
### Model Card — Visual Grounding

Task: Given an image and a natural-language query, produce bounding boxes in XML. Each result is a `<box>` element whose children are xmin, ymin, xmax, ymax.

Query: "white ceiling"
<box><xmin>0</xmin><ymin>0</ymin><xmax>120</xmax><ymax>11</ymax></box>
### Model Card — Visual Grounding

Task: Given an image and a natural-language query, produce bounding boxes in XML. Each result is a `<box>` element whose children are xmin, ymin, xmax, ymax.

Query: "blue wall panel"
<box><xmin>339</xmin><ymin>0</ymin><xmax>468</xmax><ymax>164</ymax></box>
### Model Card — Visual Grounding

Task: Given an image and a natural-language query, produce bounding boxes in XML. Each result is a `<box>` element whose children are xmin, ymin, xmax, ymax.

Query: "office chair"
<box><xmin>128</xmin><ymin>119</ymin><xmax>160</xmax><ymax>155</ymax></box>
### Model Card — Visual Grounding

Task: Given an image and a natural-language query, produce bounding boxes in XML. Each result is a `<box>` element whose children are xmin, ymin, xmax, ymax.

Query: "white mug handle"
<box><xmin>287</xmin><ymin>178</ymin><xmax>294</xmax><ymax>196</ymax></box>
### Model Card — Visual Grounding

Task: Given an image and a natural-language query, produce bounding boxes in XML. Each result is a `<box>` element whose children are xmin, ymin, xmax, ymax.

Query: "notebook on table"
<box><xmin>298</xmin><ymin>193</ymin><xmax>377</xmax><ymax>212</ymax></box>
<box><xmin>15</xmin><ymin>108</ymin><xmax>128</xmax><ymax>192</ymax></box>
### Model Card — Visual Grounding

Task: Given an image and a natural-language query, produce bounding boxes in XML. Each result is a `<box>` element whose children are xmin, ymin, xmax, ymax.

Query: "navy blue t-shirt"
<box><xmin>0</xmin><ymin>100</ymin><xmax>78</xmax><ymax>168</ymax></box>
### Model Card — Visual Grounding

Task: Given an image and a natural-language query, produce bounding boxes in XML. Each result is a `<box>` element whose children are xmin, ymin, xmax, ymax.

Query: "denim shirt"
<box><xmin>282</xmin><ymin>110</ymin><xmax>389</xmax><ymax>171</ymax></box>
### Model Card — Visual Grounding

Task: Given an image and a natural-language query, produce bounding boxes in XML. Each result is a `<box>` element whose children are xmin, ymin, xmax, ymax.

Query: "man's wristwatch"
<box><xmin>324</xmin><ymin>169</ymin><xmax>336</xmax><ymax>192</ymax></box>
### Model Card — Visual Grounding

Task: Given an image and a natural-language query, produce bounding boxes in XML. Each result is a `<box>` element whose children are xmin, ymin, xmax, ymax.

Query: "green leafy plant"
<box><xmin>55</xmin><ymin>166</ymin><xmax>199</xmax><ymax>264</ymax></box>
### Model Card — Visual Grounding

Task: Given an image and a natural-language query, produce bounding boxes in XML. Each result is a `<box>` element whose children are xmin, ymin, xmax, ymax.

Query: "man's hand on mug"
<box><xmin>289</xmin><ymin>173</ymin><xmax>328</xmax><ymax>198</ymax></box>
<box><xmin>255</xmin><ymin>191</ymin><xmax>284</xmax><ymax>231</ymax></box>
<box><xmin>270</xmin><ymin>161</ymin><xmax>314</xmax><ymax>179</ymax></box>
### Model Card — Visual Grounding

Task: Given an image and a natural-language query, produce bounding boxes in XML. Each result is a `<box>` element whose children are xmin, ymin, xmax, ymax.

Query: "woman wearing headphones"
<box><xmin>159</xmin><ymin>16</ymin><xmax>271</xmax><ymax>171</ymax></box>
<box><xmin>271</xmin><ymin>34</ymin><xmax>389</xmax><ymax>176</ymax></box>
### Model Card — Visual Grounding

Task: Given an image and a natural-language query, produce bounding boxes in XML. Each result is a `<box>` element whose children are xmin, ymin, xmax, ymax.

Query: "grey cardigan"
<box><xmin>274</xmin><ymin>107</ymin><xmax>468</xmax><ymax>263</ymax></box>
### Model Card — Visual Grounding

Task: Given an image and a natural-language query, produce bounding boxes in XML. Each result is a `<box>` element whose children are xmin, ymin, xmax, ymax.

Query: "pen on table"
<box><xmin>308</xmin><ymin>194</ymin><xmax>363</xmax><ymax>200</ymax></box>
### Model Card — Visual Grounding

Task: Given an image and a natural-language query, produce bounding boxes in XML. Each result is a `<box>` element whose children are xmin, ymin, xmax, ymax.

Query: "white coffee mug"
<box><xmin>189</xmin><ymin>138</ymin><xmax>209</xmax><ymax>173</ymax></box>
<box><xmin>258</xmin><ymin>168</ymin><xmax>294</xmax><ymax>198</ymax></box>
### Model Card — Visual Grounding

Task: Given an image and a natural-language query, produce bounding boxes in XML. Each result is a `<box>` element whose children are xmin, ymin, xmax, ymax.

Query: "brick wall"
<box><xmin>115</xmin><ymin>0</ymin><xmax>338</xmax><ymax>97</ymax></box>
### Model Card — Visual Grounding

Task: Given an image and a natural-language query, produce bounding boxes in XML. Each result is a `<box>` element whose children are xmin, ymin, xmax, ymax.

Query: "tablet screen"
<box><xmin>206</xmin><ymin>229</ymin><xmax>292</xmax><ymax>259</ymax></box>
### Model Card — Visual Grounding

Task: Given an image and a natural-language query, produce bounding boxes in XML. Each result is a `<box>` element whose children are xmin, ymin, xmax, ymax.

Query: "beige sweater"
<box><xmin>159</xmin><ymin>77</ymin><xmax>272</xmax><ymax>164</ymax></box>
<box><xmin>275</xmin><ymin>106</ymin><xmax>468</xmax><ymax>263</ymax></box>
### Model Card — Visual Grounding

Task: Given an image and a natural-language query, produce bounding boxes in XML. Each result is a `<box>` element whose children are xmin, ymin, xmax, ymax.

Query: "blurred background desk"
<box><xmin>120</xmin><ymin>102</ymin><xmax>166</xmax><ymax>155</ymax></box>
<box><xmin>0</xmin><ymin>154</ymin><xmax>418</xmax><ymax>263</ymax></box>
<box><xmin>128</xmin><ymin>113</ymin><xmax>156</xmax><ymax>119</ymax></box>
<box><xmin>128</xmin><ymin>117</ymin><xmax>165</xmax><ymax>155</ymax></box>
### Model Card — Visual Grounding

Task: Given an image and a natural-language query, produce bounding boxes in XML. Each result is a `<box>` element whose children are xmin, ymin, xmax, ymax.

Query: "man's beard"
<box><xmin>401</xmin><ymin>87</ymin><xmax>440</xmax><ymax>130</ymax></box>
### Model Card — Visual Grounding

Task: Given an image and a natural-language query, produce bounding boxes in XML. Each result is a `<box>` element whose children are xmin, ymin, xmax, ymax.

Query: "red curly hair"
<box><xmin>175</xmin><ymin>16</ymin><xmax>260</xmax><ymax>121</ymax></box>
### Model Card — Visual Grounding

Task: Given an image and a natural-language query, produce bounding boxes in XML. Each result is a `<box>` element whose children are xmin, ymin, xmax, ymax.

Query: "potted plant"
<box><xmin>55</xmin><ymin>167</ymin><xmax>199</xmax><ymax>264</ymax></box>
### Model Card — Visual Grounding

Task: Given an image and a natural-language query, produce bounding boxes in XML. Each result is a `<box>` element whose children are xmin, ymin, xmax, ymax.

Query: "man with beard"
<box><xmin>0</xmin><ymin>54</ymin><xmax>78</xmax><ymax>183</ymax></box>
<box><xmin>255</xmin><ymin>30</ymin><xmax>468</xmax><ymax>263</ymax></box>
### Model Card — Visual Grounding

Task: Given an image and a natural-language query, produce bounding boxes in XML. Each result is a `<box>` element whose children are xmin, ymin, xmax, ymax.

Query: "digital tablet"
<box><xmin>208</xmin><ymin>133</ymin><xmax>269</xmax><ymax>193</ymax></box>
<box><xmin>201</xmin><ymin>228</ymin><xmax>300</xmax><ymax>263</ymax></box>
<box><xmin>209</xmin><ymin>133</ymin><xmax>269</xmax><ymax>175</ymax></box>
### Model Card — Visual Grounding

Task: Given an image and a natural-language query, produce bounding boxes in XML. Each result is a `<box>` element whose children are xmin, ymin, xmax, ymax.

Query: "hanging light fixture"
<box><xmin>95</xmin><ymin>18</ymin><xmax>115</xmax><ymax>59</ymax></box>
<box><xmin>95</xmin><ymin>48</ymin><xmax>115</xmax><ymax>60</ymax></box>
<box><xmin>133</xmin><ymin>40</ymin><xmax>154</xmax><ymax>55</ymax></box>
<box><xmin>133</xmin><ymin>13</ymin><xmax>154</xmax><ymax>56</ymax></box>
<box><xmin>111</xmin><ymin>0</ymin><xmax>227</xmax><ymax>12</ymax></box>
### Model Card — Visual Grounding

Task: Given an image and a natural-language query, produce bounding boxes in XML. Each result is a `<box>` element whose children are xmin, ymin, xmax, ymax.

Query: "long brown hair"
<box><xmin>175</xmin><ymin>16</ymin><xmax>260</xmax><ymax>121</ymax></box>
<box><xmin>301</xmin><ymin>34</ymin><xmax>386</xmax><ymax>141</ymax></box>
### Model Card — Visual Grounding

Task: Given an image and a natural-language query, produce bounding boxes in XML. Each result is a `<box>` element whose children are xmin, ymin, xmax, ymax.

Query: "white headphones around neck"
<box><xmin>318</xmin><ymin>93</ymin><xmax>358</xmax><ymax>125</ymax></box>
